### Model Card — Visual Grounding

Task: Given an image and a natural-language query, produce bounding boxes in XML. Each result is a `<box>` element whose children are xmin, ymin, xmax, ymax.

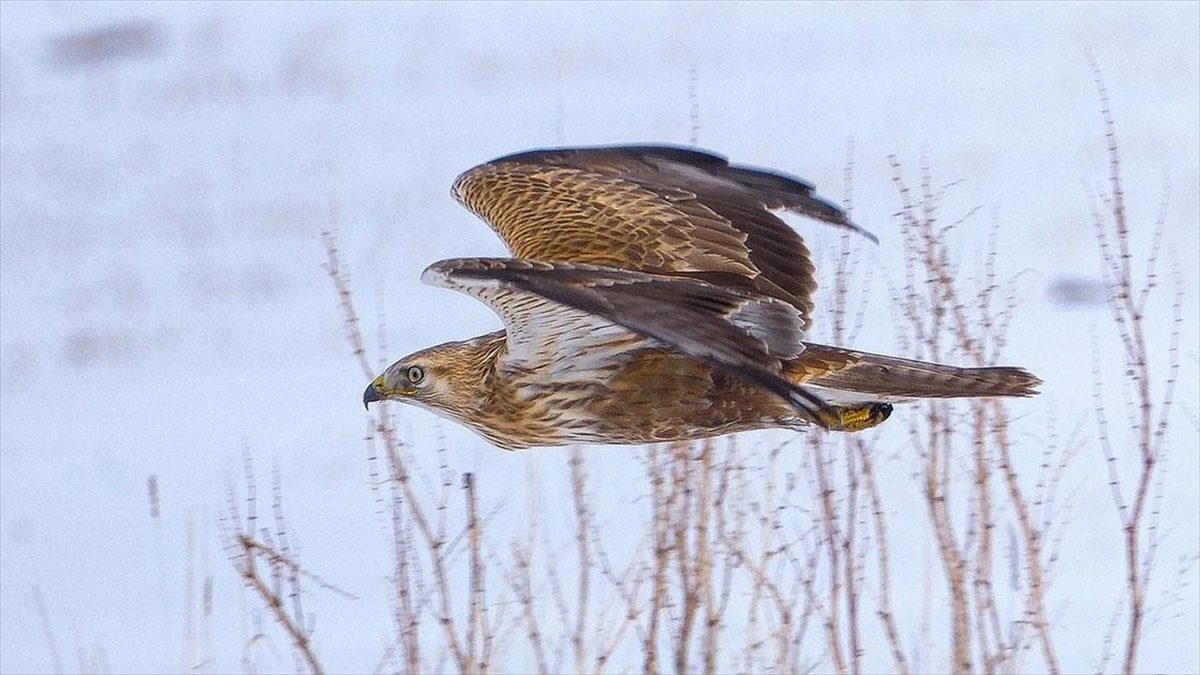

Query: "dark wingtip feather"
<box><xmin>718</xmin><ymin>161</ymin><xmax>878</xmax><ymax>245</ymax></box>
<box><xmin>787</xmin><ymin>194</ymin><xmax>879</xmax><ymax>245</ymax></box>
<box><xmin>835</xmin><ymin>216</ymin><xmax>879</xmax><ymax>245</ymax></box>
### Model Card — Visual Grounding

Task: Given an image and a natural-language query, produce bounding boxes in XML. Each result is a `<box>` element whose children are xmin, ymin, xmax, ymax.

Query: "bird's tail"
<box><xmin>789</xmin><ymin>343</ymin><xmax>1041</xmax><ymax>399</ymax></box>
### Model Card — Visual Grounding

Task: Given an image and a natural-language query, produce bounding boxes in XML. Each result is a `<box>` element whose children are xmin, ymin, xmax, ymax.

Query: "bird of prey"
<box><xmin>362</xmin><ymin>145</ymin><xmax>1039</xmax><ymax>450</ymax></box>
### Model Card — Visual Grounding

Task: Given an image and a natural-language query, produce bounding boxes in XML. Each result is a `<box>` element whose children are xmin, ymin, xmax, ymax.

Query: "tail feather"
<box><xmin>791</xmin><ymin>343</ymin><xmax>1041</xmax><ymax>399</ymax></box>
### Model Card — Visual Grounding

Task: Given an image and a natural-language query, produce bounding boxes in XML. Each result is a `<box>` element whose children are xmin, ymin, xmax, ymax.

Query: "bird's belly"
<box><xmin>518</xmin><ymin>349</ymin><xmax>796</xmax><ymax>446</ymax></box>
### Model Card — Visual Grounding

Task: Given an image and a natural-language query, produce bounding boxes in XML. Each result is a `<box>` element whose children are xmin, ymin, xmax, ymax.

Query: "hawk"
<box><xmin>362</xmin><ymin>145</ymin><xmax>1039</xmax><ymax>450</ymax></box>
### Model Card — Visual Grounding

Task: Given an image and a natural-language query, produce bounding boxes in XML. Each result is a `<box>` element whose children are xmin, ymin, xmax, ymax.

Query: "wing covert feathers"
<box><xmin>451</xmin><ymin>144</ymin><xmax>874</xmax><ymax>327</ymax></box>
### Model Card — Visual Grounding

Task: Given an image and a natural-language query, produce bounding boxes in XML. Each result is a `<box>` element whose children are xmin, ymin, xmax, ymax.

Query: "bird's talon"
<box><xmin>828</xmin><ymin>402</ymin><xmax>892</xmax><ymax>432</ymax></box>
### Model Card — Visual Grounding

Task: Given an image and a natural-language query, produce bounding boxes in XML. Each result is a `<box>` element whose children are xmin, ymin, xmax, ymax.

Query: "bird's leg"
<box><xmin>820</xmin><ymin>401</ymin><xmax>893</xmax><ymax>432</ymax></box>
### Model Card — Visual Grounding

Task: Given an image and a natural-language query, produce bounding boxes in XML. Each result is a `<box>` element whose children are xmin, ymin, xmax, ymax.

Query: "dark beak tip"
<box><xmin>363</xmin><ymin>383</ymin><xmax>382</xmax><ymax>410</ymax></box>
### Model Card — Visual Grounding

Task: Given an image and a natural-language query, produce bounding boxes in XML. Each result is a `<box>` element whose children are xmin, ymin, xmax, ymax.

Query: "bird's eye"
<box><xmin>406</xmin><ymin>366</ymin><xmax>425</xmax><ymax>384</ymax></box>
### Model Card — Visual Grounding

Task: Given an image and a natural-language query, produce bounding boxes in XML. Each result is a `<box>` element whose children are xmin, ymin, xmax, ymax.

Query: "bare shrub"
<box><xmin>221</xmin><ymin>74</ymin><xmax>1184</xmax><ymax>675</ymax></box>
<box><xmin>889</xmin><ymin>155</ymin><xmax>1068</xmax><ymax>674</ymax></box>
<box><xmin>1086</xmin><ymin>61</ymin><xmax>1181</xmax><ymax>675</ymax></box>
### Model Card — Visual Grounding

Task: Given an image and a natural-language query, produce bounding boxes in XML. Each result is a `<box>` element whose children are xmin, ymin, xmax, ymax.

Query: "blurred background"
<box><xmin>1</xmin><ymin>2</ymin><xmax>1197</xmax><ymax>673</ymax></box>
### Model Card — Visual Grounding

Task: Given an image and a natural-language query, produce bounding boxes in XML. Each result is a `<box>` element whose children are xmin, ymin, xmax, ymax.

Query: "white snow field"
<box><xmin>1</xmin><ymin>2</ymin><xmax>1197</xmax><ymax>673</ymax></box>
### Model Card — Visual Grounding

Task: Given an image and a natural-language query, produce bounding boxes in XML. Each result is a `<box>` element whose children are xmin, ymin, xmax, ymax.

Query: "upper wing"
<box><xmin>451</xmin><ymin>145</ymin><xmax>873</xmax><ymax>331</ymax></box>
<box><xmin>423</xmin><ymin>257</ymin><xmax>836</xmax><ymax>427</ymax></box>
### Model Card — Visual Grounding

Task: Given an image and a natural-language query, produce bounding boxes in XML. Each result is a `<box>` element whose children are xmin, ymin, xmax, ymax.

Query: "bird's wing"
<box><xmin>451</xmin><ymin>144</ymin><xmax>872</xmax><ymax>332</ymax></box>
<box><xmin>423</xmin><ymin>257</ymin><xmax>836</xmax><ymax>427</ymax></box>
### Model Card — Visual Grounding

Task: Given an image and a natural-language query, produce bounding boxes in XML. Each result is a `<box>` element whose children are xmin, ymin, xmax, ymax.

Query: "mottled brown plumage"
<box><xmin>363</xmin><ymin>145</ymin><xmax>1040</xmax><ymax>450</ymax></box>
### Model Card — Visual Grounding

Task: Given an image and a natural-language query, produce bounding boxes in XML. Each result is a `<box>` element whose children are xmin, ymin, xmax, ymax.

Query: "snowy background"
<box><xmin>1</xmin><ymin>2</ymin><xmax>1197</xmax><ymax>673</ymax></box>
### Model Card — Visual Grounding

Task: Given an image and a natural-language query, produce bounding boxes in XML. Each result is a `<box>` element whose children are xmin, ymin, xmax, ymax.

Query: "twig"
<box><xmin>32</xmin><ymin>586</ymin><xmax>63</xmax><ymax>675</ymax></box>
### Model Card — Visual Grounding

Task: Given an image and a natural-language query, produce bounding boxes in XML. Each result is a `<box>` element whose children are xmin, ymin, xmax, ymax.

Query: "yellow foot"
<box><xmin>820</xmin><ymin>402</ymin><xmax>893</xmax><ymax>432</ymax></box>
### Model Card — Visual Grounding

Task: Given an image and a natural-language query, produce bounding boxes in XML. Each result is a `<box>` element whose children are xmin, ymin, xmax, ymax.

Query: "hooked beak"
<box><xmin>363</xmin><ymin>377</ymin><xmax>385</xmax><ymax>409</ymax></box>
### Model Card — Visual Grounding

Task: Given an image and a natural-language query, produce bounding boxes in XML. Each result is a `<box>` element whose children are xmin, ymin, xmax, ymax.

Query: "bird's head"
<box><xmin>362</xmin><ymin>332</ymin><xmax>504</xmax><ymax>422</ymax></box>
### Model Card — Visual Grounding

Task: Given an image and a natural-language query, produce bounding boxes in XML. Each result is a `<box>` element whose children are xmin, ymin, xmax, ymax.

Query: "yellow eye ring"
<box><xmin>406</xmin><ymin>366</ymin><xmax>425</xmax><ymax>384</ymax></box>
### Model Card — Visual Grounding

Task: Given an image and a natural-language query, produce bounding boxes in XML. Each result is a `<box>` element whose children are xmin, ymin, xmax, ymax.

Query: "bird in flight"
<box><xmin>363</xmin><ymin>145</ymin><xmax>1039</xmax><ymax>450</ymax></box>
